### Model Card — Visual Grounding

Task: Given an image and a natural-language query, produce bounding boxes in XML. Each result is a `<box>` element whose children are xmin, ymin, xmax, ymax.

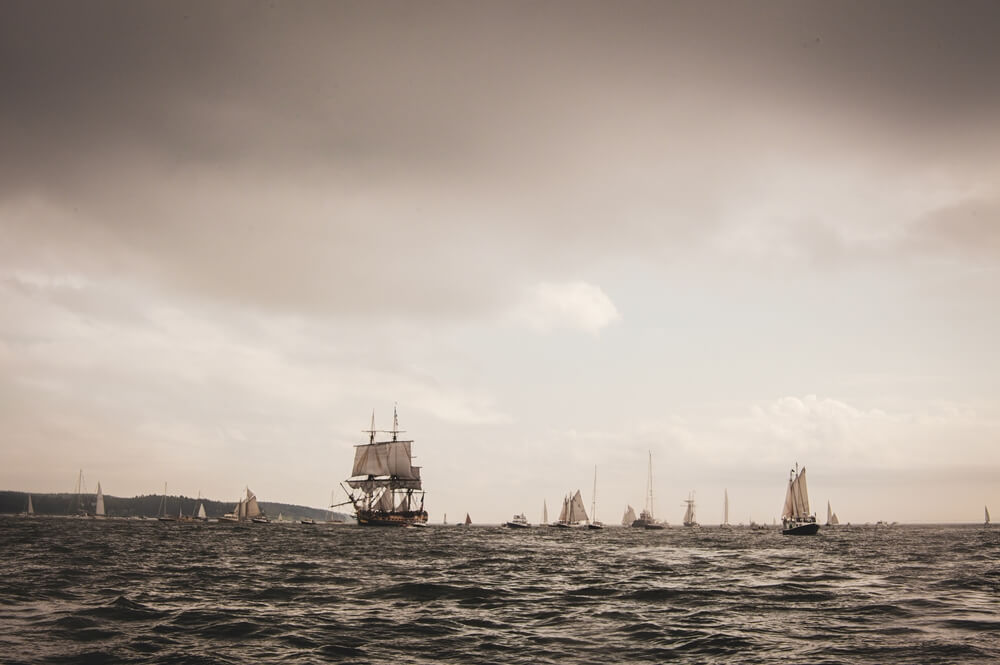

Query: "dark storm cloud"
<box><xmin>3</xmin><ymin>1</ymin><xmax>999</xmax><ymax>317</ymax></box>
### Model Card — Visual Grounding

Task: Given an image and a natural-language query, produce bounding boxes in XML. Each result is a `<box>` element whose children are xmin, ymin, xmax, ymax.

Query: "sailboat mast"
<box><xmin>647</xmin><ymin>451</ymin><xmax>655</xmax><ymax>519</ymax></box>
<box><xmin>591</xmin><ymin>466</ymin><xmax>598</xmax><ymax>524</ymax></box>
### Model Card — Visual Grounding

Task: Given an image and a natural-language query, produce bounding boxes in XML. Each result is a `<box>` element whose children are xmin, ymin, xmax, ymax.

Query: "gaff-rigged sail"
<box><xmin>782</xmin><ymin>466</ymin><xmax>812</xmax><ymax>521</ymax></box>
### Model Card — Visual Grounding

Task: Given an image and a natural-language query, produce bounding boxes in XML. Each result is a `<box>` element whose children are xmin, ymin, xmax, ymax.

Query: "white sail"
<box><xmin>723</xmin><ymin>489</ymin><xmax>729</xmax><ymax>525</ymax></box>
<box><xmin>986</xmin><ymin>506</ymin><xmax>991</xmax><ymax>525</ymax></box>
<box><xmin>196</xmin><ymin>502</ymin><xmax>207</xmax><ymax>519</ymax></box>
<box><xmin>558</xmin><ymin>495</ymin><xmax>569</xmax><ymax>522</ymax></box>
<box><xmin>569</xmin><ymin>490</ymin><xmax>588</xmax><ymax>524</ymax></box>
<box><xmin>826</xmin><ymin>500</ymin><xmax>832</xmax><ymax>525</ymax></box>
<box><xmin>376</xmin><ymin>491</ymin><xmax>394</xmax><ymax>512</ymax></box>
<box><xmin>683</xmin><ymin>496</ymin><xmax>695</xmax><ymax>524</ymax></box>
<box><xmin>543</xmin><ymin>500</ymin><xmax>548</xmax><ymax>525</ymax></box>
<box><xmin>794</xmin><ymin>468</ymin><xmax>810</xmax><ymax>517</ymax></box>
<box><xmin>237</xmin><ymin>498</ymin><xmax>246</xmax><ymax>520</ymax></box>
<box><xmin>245</xmin><ymin>488</ymin><xmax>262</xmax><ymax>518</ymax></box>
<box><xmin>831</xmin><ymin>512</ymin><xmax>839</xmax><ymax>525</ymax></box>
<box><xmin>27</xmin><ymin>494</ymin><xmax>34</xmax><ymax>515</ymax></box>
<box><xmin>351</xmin><ymin>440</ymin><xmax>417</xmax><ymax>479</ymax></box>
<box><xmin>622</xmin><ymin>505</ymin><xmax>636</xmax><ymax>526</ymax></box>
<box><xmin>782</xmin><ymin>482</ymin><xmax>795</xmax><ymax>520</ymax></box>
<box><xmin>95</xmin><ymin>482</ymin><xmax>105</xmax><ymax>517</ymax></box>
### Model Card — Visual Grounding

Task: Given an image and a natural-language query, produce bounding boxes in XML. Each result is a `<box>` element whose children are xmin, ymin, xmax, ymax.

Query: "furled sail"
<box><xmin>95</xmin><ymin>483</ymin><xmax>105</xmax><ymax>517</ymax></box>
<box><xmin>622</xmin><ymin>505</ymin><xmax>636</xmax><ymax>526</ymax></box>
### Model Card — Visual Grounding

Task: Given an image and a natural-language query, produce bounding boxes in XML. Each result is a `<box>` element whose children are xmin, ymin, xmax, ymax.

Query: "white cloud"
<box><xmin>511</xmin><ymin>281</ymin><xmax>620</xmax><ymax>335</ymax></box>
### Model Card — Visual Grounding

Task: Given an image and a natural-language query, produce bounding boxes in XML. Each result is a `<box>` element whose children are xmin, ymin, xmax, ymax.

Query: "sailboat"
<box><xmin>70</xmin><ymin>469</ymin><xmax>89</xmax><ymax>516</ymax></box>
<box><xmin>826</xmin><ymin>500</ymin><xmax>840</xmax><ymax>526</ymax></box>
<box><xmin>341</xmin><ymin>406</ymin><xmax>428</xmax><ymax>527</ymax></box>
<box><xmin>986</xmin><ymin>506</ymin><xmax>991</xmax><ymax>527</ymax></box>
<box><xmin>26</xmin><ymin>494</ymin><xmax>35</xmax><ymax>517</ymax></box>
<box><xmin>721</xmin><ymin>489</ymin><xmax>732</xmax><ymax>528</ymax></box>
<box><xmin>194</xmin><ymin>493</ymin><xmax>207</xmax><ymax>521</ymax></box>
<box><xmin>632</xmin><ymin>451</ymin><xmax>664</xmax><ymax>529</ymax></box>
<box><xmin>543</xmin><ymin>500</ymin><xmax>548</xmax><ymax>526</ymax></box>
<box><xmin>622</xmin><ymin>505</ymin><xmax>636</xmax><ymax>526</ymax></box>
<box><xmin>588</xmin><ymin>466</ymin><xmax>604</xmax><ymax>529</ymax></box>
<box><xmin>157</xmin><ymin>483</ymin><xmax>177</xmax><ymax>522</ymax></box>
<box><xmin>553</xmin><ymin>490</ymin><xmax>588</xmax><ymax>527</ymax></box>
<box><xmin>781</xmin><ymin>463</ymin><xmax>819</xmax><ymax>535</ymax></box>
<box><xmin>95</xmin><ymin>482</ymin><xmax>105</xmax><ymax>518</ymax></box>
<box><xmin>682</xmin><ymin>492</ymin><xmax>698</xmax><ymax>527</ymax></box>
<box><xmin>464</xmin><ymin>513</ymin><xmax>472</xmax><ymax>526</ymax></box>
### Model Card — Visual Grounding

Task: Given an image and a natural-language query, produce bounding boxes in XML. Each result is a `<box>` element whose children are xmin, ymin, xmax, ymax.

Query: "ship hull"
<box><xmin>782</xmin><ymin>522</ymin><xmax>820</xmax><ymax>536</ymax></box>
<box><xmin>356</xmin><ymin>510</ymin><xmax>428</xmax><ymax>527</ymax></box>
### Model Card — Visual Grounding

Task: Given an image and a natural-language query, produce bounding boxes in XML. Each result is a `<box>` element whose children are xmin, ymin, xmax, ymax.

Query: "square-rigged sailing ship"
<box><xmin>341</xmin><ymin>407</ymin><xmax>428</xmax><ymax>527</ymax></box>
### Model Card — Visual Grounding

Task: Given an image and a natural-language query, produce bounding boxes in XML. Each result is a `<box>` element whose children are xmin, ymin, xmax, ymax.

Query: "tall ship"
<box><xmin>781</xmin><ymin>463</ymin><xmax>819</xmax><ymax>535</ymax></box>
<box><xmin>682</xmin><ymin>492</ymin><xmax>698</xmax><ymax>527</ymax></box>
<box><xmin>341</xmin><ymin>406</ymin><xmax>427</xmax><ymax>527</ymax></box>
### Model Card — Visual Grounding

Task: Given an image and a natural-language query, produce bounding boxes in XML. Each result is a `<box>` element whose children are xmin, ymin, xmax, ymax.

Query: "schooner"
<box><xmin>341</xmin><ymin>406</ymin><xmax>427</xmax><ymax>527</ymax></box>
<box><xmin>781</xmin><ymin>463</ymin><xmax>819</xmax><ymax>535</ymax></box>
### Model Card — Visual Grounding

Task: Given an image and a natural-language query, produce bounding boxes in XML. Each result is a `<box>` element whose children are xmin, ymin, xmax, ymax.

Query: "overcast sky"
<box><xmin>2</xmin><ymin>1</ymin><xmax>998</xmax><ymax>523</ymax></box>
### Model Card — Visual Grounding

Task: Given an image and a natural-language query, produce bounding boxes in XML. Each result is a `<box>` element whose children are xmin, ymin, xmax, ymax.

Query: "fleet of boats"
<box><xmin>12</xmin><ymin>410</ymin><xmax>991</xmax><ymax>531</ymax></box>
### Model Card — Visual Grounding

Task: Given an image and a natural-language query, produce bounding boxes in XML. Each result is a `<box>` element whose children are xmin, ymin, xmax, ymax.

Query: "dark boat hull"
<box><xmin>782</xmin><ymin>522</ymin><xmax>820</xmax><ymax>535</ymax></box>
<box><xmin>505</xmin><ymin>522</ymin><xmax>530</xmax><ymax>528</ymax></box>
<box><xmin>356</xmin><ymin>510</ymin><xmax>428</xmax><ymax>527</ymax></box>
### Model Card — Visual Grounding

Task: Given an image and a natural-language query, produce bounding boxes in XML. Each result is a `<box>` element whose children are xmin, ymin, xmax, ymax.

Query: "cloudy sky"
<box><xmin>2</xmin><ymin>1</ymin><xmax>998</xmax><ymax>523</ymax></box>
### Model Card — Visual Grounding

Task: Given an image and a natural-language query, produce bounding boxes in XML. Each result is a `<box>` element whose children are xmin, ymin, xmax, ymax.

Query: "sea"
<box><xmin>1</xmin><ymin>518</ymin><xmax>997</xmax><ymax>664</ymax></box>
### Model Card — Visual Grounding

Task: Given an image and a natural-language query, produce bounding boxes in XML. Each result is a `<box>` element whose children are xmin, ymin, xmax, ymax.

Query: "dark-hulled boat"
<box><xmin>341</xmin><ymin>406</ymin><xmax>428</xmax><ymax>527</ymax></box>
<box><xmin>781</xmin><ymin>463</ymin><xmax>820</xmax><ymax>535</ymax></box>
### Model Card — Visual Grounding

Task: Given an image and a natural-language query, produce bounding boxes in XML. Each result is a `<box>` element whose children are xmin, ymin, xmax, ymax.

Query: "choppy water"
<box><xmin>1</xmin><ymin>518</ymin><xmax>998</xmax><ymax>664</ymax></box>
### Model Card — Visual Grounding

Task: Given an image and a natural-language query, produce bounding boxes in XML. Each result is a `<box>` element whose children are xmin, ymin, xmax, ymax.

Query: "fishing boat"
<box><xmin>505</xmin><ymin>513</ymin><xmax>530</xmax><ymax>528</ymax></box>
<box><xmin>826</xmin><ymin>500</ymin><xmax>840</xmax><ymax>526</ymax></box>
<box><xmin>681</xmin><ymin>492</ymin><xmax>698</xmax><ymax>527</ymax></box>
<box><xmin>552</xmin><ymin>490</ymin><xmax>588</xmax><ymax>527</ymax></box>
<box><xmin>588</xmin><ymin>466</ymin><xmax>604</xmax><ymax>529</ymax></box>
<box><xmin>622</xmin><ymin>505</ymin><xmax>636</xmax><ymax>526</ymax></box>
<box><xmin>631</xmin><ymin>452</ymin><xmax>664</xmax><ymax>529</ymax></box>
<box><xmin>157</xmin><ymin>483</ymin><xmax>177</xmax><ymax>522</ymax></box>
<box><xmin>94</xmin><ymin>482</ymin><xmax>106</xmax><ymax>518</ymax></box>
<box><xmin>720</xmin><ymin>489</ymin><xmax>732</xmax><ymax>528</ymax></box>
<box><xmin>781</xmin><ymin>463</ymin><xmax>819</xmax><ymax>535</ymax></box>
<box><xmin>340</xmin><ymin>407</ymin><xmax>428</xmax><ymax>527</ymax></box>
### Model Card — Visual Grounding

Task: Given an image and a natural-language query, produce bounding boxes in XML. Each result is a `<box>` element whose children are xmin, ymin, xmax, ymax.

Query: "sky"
<box><xmin>2</xmin><ymin>1</ymin><xmax>998</xmax><ymax>523</ymax></box>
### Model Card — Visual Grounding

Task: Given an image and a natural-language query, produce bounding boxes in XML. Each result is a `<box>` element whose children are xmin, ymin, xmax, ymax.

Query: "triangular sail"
<box><xmin>197</xmin><ymin>503</ymin><xmax>206</xmax><ymax>519</ymax></box>
<box><xmin>27</xmin><ymin>494</ymin><xmax>34</xmax><ymax>515</ymax></box>
<box><xmin>543</xmin><ymin>500</ymin><xmax>548</xmax><ymax>524</ymax></box>
<box><xmin>831</xmin><ymin>512</ymin><xmax>839</xmax><ymax>525</ymax></box>
<box><xmin>622</xmin><ymin>505</ymin><xmax>636</xmax><ymax>526</ymax></box>
<box><xmin>827</xmin><ymin>500</ymin><xmax>832</xmax><ymax>525</ymax></box>
<box><xmin>723</xmin><ymin>489</ymin><xmax>729</xmax><ymax>525</ymax></box>
<box><xmin>558</xmin><ymin>495</ymin><xmax>569</xmax><ymax>522</ymax></box>
<box><xmin>465</xmin><ymin>513</ymin><xmax>471</xmax><ymax>525</ymax></box>
<box><xmin>986</xmin><ymin>506</ymin><xmax>991</xmax><ymax>525</ymax></box>
<box><xmin>569</xmin><ymin>490</ymin><xmax>588</xmax><ymax>523</ymax></box>
<box><xmin>95</xmin><ymin>483</ymin><xmax>105</xmax><ymax>517</ymax></box>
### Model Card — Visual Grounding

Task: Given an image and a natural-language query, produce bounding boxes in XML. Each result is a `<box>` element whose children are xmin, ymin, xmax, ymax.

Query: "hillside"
<box><xmin>0</xmin><ymin>490</ymin><xmax>352</xmax><ymax>522</ymax></box>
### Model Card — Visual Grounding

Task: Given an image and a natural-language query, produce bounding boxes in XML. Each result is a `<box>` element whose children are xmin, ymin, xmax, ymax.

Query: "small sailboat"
<box><xmin>26</xmin><ymin>494</ymin><xmax>34</xmax><ymax>517</ymax></box>
<box><xmin>781</xmin><ymin>463</ymin><xmax>819</xmax><ymax>535</ymax></box>
<box><xmin>588</xmin><ymin>466</ymin><xmax>604</xmax><ymax>529</ymax></box>
<box><xmin>631</xmin><ymin>451</ymin><xmax>664</xmax><ymax>529</ymax></box>
<box><xmin>157</xmin><ymin>483</ymin><xmax>177</xmax><ymax>522</ymax></box>
<box><xmin>195</xmin><ymin>494</ymin><xmax>207</xmax><ymax>521</ymax></box>
<box><xmin>542</xmin><ymin>501</ymin><xmax>548</xmax><ymax>526</ymax></box>
<box><xmin>682</xmin><ymin>492</ymin><xmax>698</xmax><ymax>527</ymax></box>
<box><xmin>720</xmin><ymin>489</ymin><xmax>732</xmax><ymax>528</ymax></box>
<box><xmin>622</xmin><ymin>505</ymin><xmax>636</xmax><ymax>526</ymax></box>
<box><xmin>443</xmin><ymin>513</ymin><xmax>448</xmax><ymax>525</ymax></box>
<box><xmin>986</xmin><ymin>506</ymin><xmax>991</xmax><ymax>527</ymax></box>
<box><xmin>95</xmin><ymin>482</ymin><xmax>105</xmax><ymax>518</ymax></box>
<box><xmin>552</xmin><ymin>490</ymin><xmax>588</xmax><ymax>527</ymax></box>
<box><xmin>464</xmin><ymin>513</ymin><xmax>472</xmax><ymax>526</ymax></box>
<box><xmin>826</xmin><ymin>500</ymin><xmax>840</xmax><ymax>526</ymax></box>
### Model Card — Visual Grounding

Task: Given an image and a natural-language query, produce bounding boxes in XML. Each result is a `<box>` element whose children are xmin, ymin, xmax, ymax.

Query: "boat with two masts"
<box><xmin>552</xmin><ymin>490</ymin><xmax>588</xmax><ymax>528</ymax></box>
<box><xmin>341</xmin><ymin>407</ymin><xmax>428</xmax><ymax>527</ymax></box>
<box><xmin>781</xmin><ymin>463</ymin><xmax>819</xmax><ymax>535</ymax></box>
<box><xmin>682</xmin><ymin>492</ymin><xmax>698</xmax><ymax>527</ymax></box>
<box><xmin>220</xmin><ymin>487</ymin><xmax>266</xmax><ymax>523</ymax></box>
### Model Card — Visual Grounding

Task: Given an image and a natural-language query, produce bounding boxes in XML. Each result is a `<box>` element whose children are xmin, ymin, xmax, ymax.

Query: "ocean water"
<box><xmin>1</xmin><ymin>518</ymin><xmax>998</xmax><ymax>664</ymax></box>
